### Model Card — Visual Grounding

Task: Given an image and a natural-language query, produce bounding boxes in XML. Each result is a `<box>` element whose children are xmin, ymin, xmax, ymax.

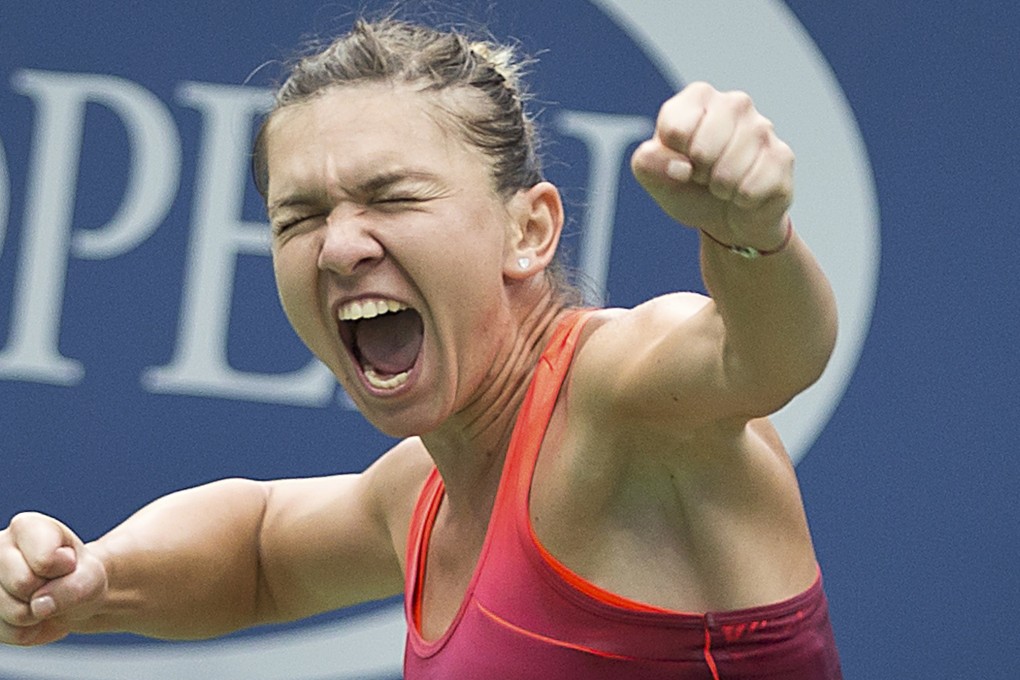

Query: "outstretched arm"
<box><xmin>0</xmin><ymin>441</ymin><xmax>425</xmax><ymax>646</ymax></box>
<box><xmin>0</xmin><ymin>479</ymin><xmax>273</xmax><ymax>645</ymax></box>
<box><xmin>580</xmin><ymin>82</ymin><xmax>837</xmax><ymax>426</ymax></box>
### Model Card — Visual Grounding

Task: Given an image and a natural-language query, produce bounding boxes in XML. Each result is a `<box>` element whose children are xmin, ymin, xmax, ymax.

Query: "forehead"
<box><xmin>264</xmin><ymin>84</ymin><xmax>489</xmax><ymax>199</ymax></box>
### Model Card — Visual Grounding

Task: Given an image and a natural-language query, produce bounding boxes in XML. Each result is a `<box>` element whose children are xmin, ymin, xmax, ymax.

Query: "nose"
<box><xmin>317</xmin><ymin>206</ymin><xmax>385</xmax><ymax>276</ymax></box>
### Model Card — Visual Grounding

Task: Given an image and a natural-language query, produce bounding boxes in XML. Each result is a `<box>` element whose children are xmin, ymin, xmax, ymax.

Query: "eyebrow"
<box><xmin>267</xmin><ymin>193</ymin><xmax>325</xmax><ymax>217</ymax></box>
<box><xmin>358</xmin><ymin>169</ymin><xmax>440</xmax><ymax>194</ymax></box>
<box><xmin>267</xmin><ymin>169</ymin><xmax>443</xmax><ymax>216</ymax></box>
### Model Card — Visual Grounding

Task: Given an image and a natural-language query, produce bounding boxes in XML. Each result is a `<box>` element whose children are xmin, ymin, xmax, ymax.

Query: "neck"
<box><xmin>421</xmin><ymin>291</ymin><xmax>569</xmax><ymax>519</ymax></box>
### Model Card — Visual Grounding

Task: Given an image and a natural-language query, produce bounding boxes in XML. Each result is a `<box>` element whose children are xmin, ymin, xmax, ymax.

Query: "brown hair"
<box><xmin>252</xmin><ymin>17</ymin><xmax>587</xmax><ymax>305</ymax></box>
<box><xmin>251</xmin><ymin>17</ymin><xmax>543</xmax><ymax>200</ymax></box>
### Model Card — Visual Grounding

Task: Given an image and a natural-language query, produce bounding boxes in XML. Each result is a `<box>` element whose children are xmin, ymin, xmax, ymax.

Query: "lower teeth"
<box><xmin>364</xmin><ymin>367</ymin><xmax>410</xmax><ymax>390</ymax></box>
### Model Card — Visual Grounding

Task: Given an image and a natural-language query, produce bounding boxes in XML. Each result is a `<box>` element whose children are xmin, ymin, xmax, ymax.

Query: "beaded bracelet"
<box><xmin>701</xmin><ymin>218</ymin><xmax>794</xmax><ymax>259</ymax></box>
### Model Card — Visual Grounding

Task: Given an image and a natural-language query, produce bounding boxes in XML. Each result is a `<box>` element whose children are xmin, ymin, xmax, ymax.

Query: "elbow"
<box><xmin>731</xmin><ymin>324</ymin><xmax>838</xmax><ymax>419</ymax></box>
<box><xmin>737</xmin><ymin>366</ymin><xmax>827</xmax><ymax>419</ymax></box>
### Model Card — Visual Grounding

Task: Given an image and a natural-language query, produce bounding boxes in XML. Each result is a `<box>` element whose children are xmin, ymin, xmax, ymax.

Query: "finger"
<box><xmin>29</xmin><ymin>552</ymin><xmax>107</xmax><ymax>622</ymax></box>
<box><xmin>0</xmin><ymin>618</ymin><xmax>42</xmax><ymax>646</ymax></box>
<box><xmin>654</xmin><ymin>81</ymin><xmax>714</xmax><ymax>156</ymax></box>
<box><xmin>0</xmin><ymin>543</ymin><xmax>47</xmax><ymax>602</ymax></box>
<box><xmin>0</xmin><ymin>584</ymin><xmax>40</xmax><ymax>629</ymax></box>
<box><xmin>10</xmin><ymin>513</ymin><xmax>78</xmax><ymax>580</ymax></box>
<box><xmin>687</xmin><ymin>92</ymin><xmax>750</xmax><ymax>186</ymax></box>
<box><xmin>631</xmin><ymin>139</ymin><xmax>693</xmax><ymax>186</ymax></box>
<box><xmin>732</xmin><ymin>139</ymin><xmax>795</xmax><ymax>211</ymax></box>
<box><xmin>708</xmin><ymin>113</ymin><xmax>773</xmax><ymax>202</ymax></box>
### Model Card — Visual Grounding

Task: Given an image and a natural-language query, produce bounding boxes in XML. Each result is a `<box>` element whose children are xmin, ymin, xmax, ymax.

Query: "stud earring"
<box><xmin>517</xmin><ymin>257</ymin><xmax>530</xmax><ymax>270</ymax></box>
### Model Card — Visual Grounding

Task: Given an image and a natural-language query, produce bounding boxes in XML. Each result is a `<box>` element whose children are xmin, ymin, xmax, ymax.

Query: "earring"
<box><xmin>517</xmin><ymin>257</ymin><xmax>530</xmax><ymax>270</ymax></box>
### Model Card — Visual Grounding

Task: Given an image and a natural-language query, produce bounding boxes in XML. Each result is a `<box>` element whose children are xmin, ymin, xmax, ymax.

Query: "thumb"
<box><xmin>29</xmin><ymin>548</ymin><xmax>107</xmax><ymax>622</ymax></box>
<box><xmin>631</xmin><ymin>138</ymin><xmax>693</xmax><ymax>187</ymax></box>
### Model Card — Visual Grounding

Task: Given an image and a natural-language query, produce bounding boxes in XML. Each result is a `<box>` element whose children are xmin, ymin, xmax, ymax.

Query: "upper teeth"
<box><xmin>339</xmin><ymin>299</ymin><xmax>408</xmax><ymax>321</ymax></box>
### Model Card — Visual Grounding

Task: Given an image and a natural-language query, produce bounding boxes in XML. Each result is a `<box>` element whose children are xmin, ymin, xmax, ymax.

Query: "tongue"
<box><xmin>354</xmin><ymin>310</ymin><xmax>423</xmax><ymax>376</ymax></box>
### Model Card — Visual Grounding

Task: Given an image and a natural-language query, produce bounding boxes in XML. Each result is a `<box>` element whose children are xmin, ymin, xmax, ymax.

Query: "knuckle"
<box><xmin>709</xmin><ymin>168</ymin><xmax>738</xmax><ymax>195</ymax></box>
<box><xmin>0</xmin><ymin>559</ymin><xmax>41</xmax><ymax>602</ymax></box>
<box><xmin>24</xmin><ymin>552</ymin><xmax>57</xmax><ymax>579</ymax></box>
<box><xmin>737</xmin><ymin>175</ymin><xmax>770</xmax><ymax>205</ymax></box>
<box><xmin>685</xmin><ymin>81</ymin><xmax>714</xmax><ymax>96</ymax></box>
<box><xmin>8</xmin><ymin>512</ymin><xmax>38</xmax><ymax>532</ymax></box>
<box><xmin>656</xmin><ymin>117</ymin><xmax>690</xmax><ymax>149</ymax></box>
<box><xmin>776</xmin><ymin>141</ymin><xmax>796</xmax><ymax>168</ymax></box>
<box><xmin>734</xmin><ymin>183</ymin><xmax>760</xmax><ymax>208</ymax></box>
<box><xmin>656</xmin><ymin>97</ymin><xmax>681</xmax><ymax>124</ymax></box>
<box><xmin>753</xmin><ymin>117</ymin><xmax>776</xmax><ymax>141</ymax></box>
<box><xmin>6</xmin><ymin>572</ymin><xmax>40</xmax><ymax>600</ymax></box>
<box><xmin>662</xmin><ymin>130</ymin><xmax>693</xmax><ymax>158</ymax></box>
<box><xmin>710</xmin><ymin>156</ymin><xmax>741</xmax><ymax>185</ymax></box>
<box><xmin>725</xmin><ymin>90</ymin><xmax>754</xmax><ymax>113</ymax></box>
<box><xmin>686</xmin><ymin>139</ymin><xmax>714</xmax><ymax>165</ymax></box>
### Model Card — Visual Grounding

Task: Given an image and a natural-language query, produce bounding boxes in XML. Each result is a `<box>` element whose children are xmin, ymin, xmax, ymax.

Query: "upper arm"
<box><xmin>573</xmin><ymin>294</ymin><xmax>752</xmax><ymax>429</ymax></box>
<box><xmin>255</xmin><ymin>438</ymin><xmax>432</xmax><ymax>623</ymax></box>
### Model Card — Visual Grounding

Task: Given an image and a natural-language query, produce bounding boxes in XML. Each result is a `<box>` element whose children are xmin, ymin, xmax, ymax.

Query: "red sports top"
<box><xmin>403</xmin><ymin>310</ymin><xmax>843</xmax><ymax>679</ymax></box>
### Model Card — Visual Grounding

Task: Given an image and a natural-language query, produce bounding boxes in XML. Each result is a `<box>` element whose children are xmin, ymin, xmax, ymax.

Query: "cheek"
<box><xmin>427</xmin><ymin>210</ymin><xmax>510</xmax><ymax>288</ymax></box>
<box><xmin>272</xmin><ymin>245</ymin><xmax>324</xmax><ymax>346</ymax></box>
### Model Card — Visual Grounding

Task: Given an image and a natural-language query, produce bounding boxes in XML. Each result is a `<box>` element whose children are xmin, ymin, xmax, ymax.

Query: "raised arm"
<box><xmin>578</xmin><ymin>82</ymin><xmax>837</xmax><ymax>427</ymax></box>
<box><xmin>0</xmin><ymin>439</ymin><xmax>430</xmax><ymax>646</ymax></box>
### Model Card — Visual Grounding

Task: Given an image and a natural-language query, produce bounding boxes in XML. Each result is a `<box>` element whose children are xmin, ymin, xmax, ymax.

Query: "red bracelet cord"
<box><xmin>701</xmin><ymin>218</ymin><xmax>794</xmax><ymax>259</ymax></box>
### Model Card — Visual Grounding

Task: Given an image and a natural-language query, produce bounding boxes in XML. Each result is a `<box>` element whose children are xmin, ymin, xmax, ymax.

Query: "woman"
<box><xmin>0</xmin><ymin>18</ymin><xmax>842</xmax><ymax>679</ymax></box>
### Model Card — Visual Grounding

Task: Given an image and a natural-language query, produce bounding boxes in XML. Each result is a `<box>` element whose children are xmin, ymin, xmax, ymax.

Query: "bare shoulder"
<box><xmin>584</xmin><ymin>293</ymin><xmax>711</xmax><ymax>343</ymax></box>
<box><xmin>362</xmin><ymin>437</ymin><xmax>434</xmax><ymax>508</ymax></box>
<box><xmin>571</xmin><ymin>293</ymin><xmax>718</xmax><ymax>421</ymax></box>
<box><xmin>361</xmin><ymin>437</ymin><xmax>435</xmax><ymax>569</ymax></box>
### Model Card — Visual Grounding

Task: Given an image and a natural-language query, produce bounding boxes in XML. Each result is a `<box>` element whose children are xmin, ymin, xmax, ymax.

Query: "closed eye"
<box><xmin>272</xmin><ymin>214</ymin><xmax>319</xmax><ymax>236</ymax></box>
<box><xmin>371</xmin><ymin>196</ymin><xmax>429</xmax><ymax>211</ymax></box>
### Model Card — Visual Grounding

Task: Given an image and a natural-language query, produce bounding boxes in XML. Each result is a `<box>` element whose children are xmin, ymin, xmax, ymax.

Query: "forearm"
<box><xmin>700</xmin><ymin>223</ymin><xmax>838</xmax><ymax>414</ymax></box>
<box><xmin>76</xmin><ymin>478</ymin><xmax>271</xmax><ymax>640</ymax></box>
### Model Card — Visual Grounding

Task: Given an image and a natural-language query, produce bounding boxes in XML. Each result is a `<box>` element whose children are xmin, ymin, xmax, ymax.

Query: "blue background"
<box><xmin>785</xmin><ymin>2</ymin><xmax>1020</xmax><ymax>676</ymax></box>
<box><xmin>1</xmin><ymin>2</ymin><xmax>1018</xmax><ymax>678</ymax></box>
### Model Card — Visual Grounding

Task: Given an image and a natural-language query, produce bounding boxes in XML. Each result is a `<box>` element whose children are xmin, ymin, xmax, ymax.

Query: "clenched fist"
<box><xmin>631</xmin><ymin>81</ymin><xmax>794</xmax><ymax>252</ymax></box>
<box><xmin>0</xmin><ymin>512</ymin><xmax>107</xmax><ymax>646</ymax></box>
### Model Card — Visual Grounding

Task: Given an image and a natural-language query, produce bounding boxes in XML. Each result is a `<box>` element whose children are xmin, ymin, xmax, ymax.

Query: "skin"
<box><xmin>0</xmin><ymin>80</ymin><xmax>837</xmax><ymax>646</ymax></box>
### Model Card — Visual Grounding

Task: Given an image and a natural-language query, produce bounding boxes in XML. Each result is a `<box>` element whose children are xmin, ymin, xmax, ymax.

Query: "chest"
<box><xmin>413</xmin><ymin>407</ymin><xmax>691</xmax><ymax>642</ymax></box>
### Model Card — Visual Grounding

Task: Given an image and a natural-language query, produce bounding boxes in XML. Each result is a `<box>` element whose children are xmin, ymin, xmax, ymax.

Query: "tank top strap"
<box><xmin>498</xmin><ymin>309</ymin><xmax>597</xmax><ymax>514</ymax></box>
<box><xmin>405</xmin><ymin>465</ymin><xmax>444</xmax><ymax>634</ymax></box>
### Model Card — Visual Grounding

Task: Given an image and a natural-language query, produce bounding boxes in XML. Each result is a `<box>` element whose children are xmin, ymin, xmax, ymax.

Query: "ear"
<box><xmin>503</xmin><ymin>182</ymin><xmax>564</xmax><ymax>281</ymax></box>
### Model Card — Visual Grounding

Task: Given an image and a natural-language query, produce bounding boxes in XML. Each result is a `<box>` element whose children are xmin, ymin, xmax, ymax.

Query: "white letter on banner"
<box><xmin>0</xmin><ymin>70</ymin><xmax>180</xmax><ymax>385</ymax></box>
<box><xmin>554</xmin><ymin>111</ymin><xmax>653</xmax><ymax>301</ymax></box>
<box><xmin>0</xmin><ymin>135</ymin><xmax>8</xmax><ymax>259</ymax></box>
<box><xmin>143</xmin><ymin>82</ymin><xmax>336</xmax><ymax>406</ymax></box>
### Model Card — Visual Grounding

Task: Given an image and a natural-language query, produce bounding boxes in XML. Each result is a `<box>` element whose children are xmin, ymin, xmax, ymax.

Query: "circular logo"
<box><xmin>0</xmin><ymin>2</ymin><xmax>878</xmax><ymax>678</ymax></box>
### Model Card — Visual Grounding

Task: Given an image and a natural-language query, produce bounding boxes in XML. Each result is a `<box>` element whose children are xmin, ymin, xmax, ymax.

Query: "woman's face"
<box><xmin>265</xmin><ymin>84</ymin><xmax>520</xmax><ymax>436</ymax></box>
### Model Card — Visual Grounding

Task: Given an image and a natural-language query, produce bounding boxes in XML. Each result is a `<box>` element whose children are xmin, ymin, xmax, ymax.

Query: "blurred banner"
<box><xmin>3</xmin><ymin>1</ymin><xmax>1015</xmax><ymax>679</ymax></box>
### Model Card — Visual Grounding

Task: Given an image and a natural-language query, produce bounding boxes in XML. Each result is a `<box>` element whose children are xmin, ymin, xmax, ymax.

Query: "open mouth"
<box><xmin>338</xmin><ymin>299</ymin><xmax>424</xmax><ymax>391</ymax></box>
